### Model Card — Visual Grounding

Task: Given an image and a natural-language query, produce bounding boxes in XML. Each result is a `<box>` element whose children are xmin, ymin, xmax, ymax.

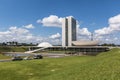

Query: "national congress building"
<box><xmin>62</xmin><ymin>16</ymin><xmax>99</xmax><ymax>47</ymax></box>
<box><xmin>62</xmin><ymin>16</ymin><xmax>76</xmax><ymax>46</ymax></box>
<box><xmin>37</xmin><ymin>16</ymin><xmax>109</xmax><ymax>55</ymax></box>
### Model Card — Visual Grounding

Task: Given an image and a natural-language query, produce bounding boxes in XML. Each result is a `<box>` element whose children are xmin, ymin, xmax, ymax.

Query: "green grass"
<box><xmin>0</xmin><ymin>48</ymin><xmax>120</xmax><ymax>80</ymax></box>
<box><xmin>0</xmin><ymin>46</ymin><xmax>28</xmax><ymax>52</ymax></box>
<box><xmin>0</xmin><ymin>46</ymin><xmax>28</xmax><ymax>59</ymax></box>
<box><xmin>0</xmin><ymin>54</ymin><xmax>11</xmax><ymax>59</ymax></box>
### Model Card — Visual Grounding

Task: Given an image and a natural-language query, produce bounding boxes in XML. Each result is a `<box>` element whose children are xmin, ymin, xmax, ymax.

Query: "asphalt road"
<box><xmin>0</xmin><ymin>59</ymin><xmax>12</xmax><ymax>62</ymax></box>
<box><xmin>0</xmin><ymin>52</ymin><xmax>69</xmax><ymax>62</ymax></box>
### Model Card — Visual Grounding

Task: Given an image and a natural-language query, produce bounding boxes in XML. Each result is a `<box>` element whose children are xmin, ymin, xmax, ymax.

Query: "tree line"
<box><xmin>0</xmin><ymin>41</ymin><xmax>37</xmax><ymax>46</ymax></box>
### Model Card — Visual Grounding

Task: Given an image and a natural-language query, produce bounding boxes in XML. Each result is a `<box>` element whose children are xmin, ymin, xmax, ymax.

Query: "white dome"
<box><xmin>37</xmin><ymin>42</ymin><xmax>53</xmax><ymax>47</ymax></box>
<box><xmin>72</xmin><ymin>40</ymin><xmax>99</xmax><ymax>46</ymax></box>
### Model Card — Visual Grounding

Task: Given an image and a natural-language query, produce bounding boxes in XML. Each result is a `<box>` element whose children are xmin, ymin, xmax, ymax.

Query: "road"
<box><xmin>3</xmin><ymin>52</ymin><xmax>68</xmax><ymax>57</ymax></box>
<box><xmin>0</xmin><ymin>59</ymin><xmax>11</xmax><ymax>62</ymax></box>
<box><xmin>0</xmin><ymin>52</ymin><xmax>70</xmax><ymax>62</ymax></box>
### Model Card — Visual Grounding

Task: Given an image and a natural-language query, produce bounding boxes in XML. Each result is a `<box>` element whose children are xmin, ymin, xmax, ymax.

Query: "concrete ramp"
<box><xmin>24</xmin><ymin>47</ymin><xmax>48</xmax><ymax>53</ymax></box>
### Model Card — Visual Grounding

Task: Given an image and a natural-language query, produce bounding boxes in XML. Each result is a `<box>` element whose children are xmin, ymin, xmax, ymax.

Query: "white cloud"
<box><xmin>76</xmin><ymin>23</ymin><xmax>91</xmax><ymax>40</ymax></box>
<box><xmin>49</xmin><ymin>33</ymin><xmax>61</xmax><ymax>39</ymax></box>
<box><xmin>37</xmin><ymin>14</ymin><xmax>120</xmax><ymax>44</ymax></box>
<box><xmin>23</xmin><ymin>24</ymin><xmax>35</xmax><ymax>29</ymax></box>
<box><xmin>48</xmin><ymin>33</ymin><xmax>62</xmax><ymax>45</ymax></box>
<box><xmin>109</xmin><ymin>14</ymin><xmax>120</xmax><ymax>24</ymax></box>
<box><xmin>9</xmin><ymin>26</ymin><xmax>29</xmax><ymax>34</ymax></box>
<box><xmin>95</xmin><ymin>14</ymin><xmax>120</xmax><ymax>36</ymax></box>
<box><xmin>50</xmin><ymin>39</ymin><xmax>61</xmax><ymax>45</ymax></box>
<box><xmin>0</xmin><ymin>31</ymin><xmax>11</xmax><ymax>35</ymax></box>
<box><xmin>0</xmin><ymin>26</ymin><xmax>40</xmax><ymax>43</ymax></box>
<box><xmin>78</xmin><ymin>27</ymin><xmax>91</xmax><ymax>36</ymax></box>
<box><xmin>94</xmin><ymin>14</ymin><xmax>120</xmax><ymax>44</ymax></box>
<box><xmin>37</xmin><ymin>15</ymin><xmax>63</xmax><ymax>27</ymax></box>
<box><xmin>1</xmin><ymin>14</ymin><xmax>120</xmax><ymax>45</ymax></box>
<box><xmin>0</xmin><ymin>26</ymin><xmax>62</xmax><ymax>45</ymax></box>
<box><xmin>95</xmin><ymin>27</ymin><xmax>112</xmax><ymax>35</ymax></box>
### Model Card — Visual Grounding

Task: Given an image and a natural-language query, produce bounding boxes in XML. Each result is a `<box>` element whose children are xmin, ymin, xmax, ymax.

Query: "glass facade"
<box><xmin>62</xmin><ymin>17</ymin><xmax>76</xmax><ymax>47</ymax></box>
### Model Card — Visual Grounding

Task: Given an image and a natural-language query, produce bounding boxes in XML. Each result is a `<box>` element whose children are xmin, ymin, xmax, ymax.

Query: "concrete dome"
<box><xmin>72</xmin><ymin>40</ymin><xmax>99</xmax><ymax>46</ymax></box>
<box><xmin>37</xmin><ymin>42</ymin><xmax>53</xmax><ymax>47</ymax></box>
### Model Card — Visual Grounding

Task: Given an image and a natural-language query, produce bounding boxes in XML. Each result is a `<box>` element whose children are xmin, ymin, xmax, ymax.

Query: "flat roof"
<box><xmin>48</xmin><ymin>46</ymin><xmax>109</xmax><ymax>48</ymax></box>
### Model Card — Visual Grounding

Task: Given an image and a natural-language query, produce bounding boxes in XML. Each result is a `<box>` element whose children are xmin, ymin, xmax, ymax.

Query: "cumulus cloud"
<box><xmin>9</xmin><ymin>26</ymin><xmax>29</xmax><ymax>34</ymax></box>
<box><xmin>95</xmin><ymin>14</ymin><xmax>120</xmax><ymax>35</ymax></box>
<box><xmin>0</xmin><ymin>26</ymin><xmax>62</xmax><ymax>45</ymax></box>
<box><xmin>50</xmin><ymin>38</ymin><xmax>61</xmax><ymax>45</ymax></box>
<box><xmin>0</xmin><ymin>31</ymin><xmax>11</xmax><ymax>35</ymax></box>
<box><xmin>47</xmin><ymin>33</ymin><xmax>62</xmax><ymax>45</ymax></box>
<box><xmin>37</xmin><ymin>15</ymin><xmax>63</xmax><ymax>27</ymax></box>
<box><xmin>49</xmin><ymin>33</ymin><xmax>61</xmax><ymax>39</ymax></box>
<box><xmin>77</xmin><ymin>28</ymin><xmax>91</xmax><ymax>40</ymax></box>
<box><xmin>95</xmin><ymin>27</ymin><xmax>112</xmax><ymax>35</ymax></box>
<box><xmin>109</xmin><ymin>14</ymin><xmax>120</xmax><ymax>24</ymax></box>
<box><xmin>78</xmin><ymin>27</ymin><xmax>91</xmax><ymax>36</ymax></box>
<box><xmin>23</xmin><ymin>24</ymin><xmax>35</xmax><ymax>29</ymax></box>
<box><xmin>76</xmin><ymin>23</ymin><xmax>91</xmax><ymax>40</ymax></box>
<box><xmin>93</xmin><ymin>14</ymin><xmax>120</xmax><ymax>44</ymax></box>
<box><xmin>37</xmin><ymin>14</ymin><xmax>120</xmax><ymax>44</ymax></box>
<box><xmin>1</xmin><ymin>14</ymin><xmax>120</xmax><ymax>45</ymax></box>
<box><xmin>0</xmin><ymin>26</ymin><xmax>42</xmax><ymax>43</ymax></box>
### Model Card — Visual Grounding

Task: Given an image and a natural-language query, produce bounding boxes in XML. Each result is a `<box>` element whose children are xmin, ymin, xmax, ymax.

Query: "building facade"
<box><xmin>62</xmin><ymin>17</ymin><xmax>76</xmax><ymax>47</ymax></box>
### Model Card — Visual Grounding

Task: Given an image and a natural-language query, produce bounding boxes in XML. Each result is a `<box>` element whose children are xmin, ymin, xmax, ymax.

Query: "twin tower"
<box><xmin>62</xmin><ymin>16</ymin><xmax>76</xmax><ymax>47</ymax></box>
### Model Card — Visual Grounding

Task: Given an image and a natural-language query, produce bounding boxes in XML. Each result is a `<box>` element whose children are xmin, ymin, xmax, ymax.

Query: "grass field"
<box><xmin>0</xmin><ymin>48</ymin><xmax>120</xmax><ymax>80</ymax></box>
<box><xmin>0</xmin><ymin>54</ymin><xmax>11</xmax><ymax>59</ymax></box>
<box><xmin>0</xmin><ymin>46</ymin><xmax>28</xmax><ymax>52</ymax></box>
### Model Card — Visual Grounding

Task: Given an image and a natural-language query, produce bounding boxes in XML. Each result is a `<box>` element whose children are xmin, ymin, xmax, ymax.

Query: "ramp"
<box><xmin>24</xmin><ymin>47</ymin><xmax>48</xmax><ymax>53</ymax></box>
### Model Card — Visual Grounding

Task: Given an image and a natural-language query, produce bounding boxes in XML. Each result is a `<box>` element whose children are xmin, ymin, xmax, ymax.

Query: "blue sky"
<box><xmin>0</xmin><ymin>0</ymin><xmax>120</xmax><ymax>44</ymax></box>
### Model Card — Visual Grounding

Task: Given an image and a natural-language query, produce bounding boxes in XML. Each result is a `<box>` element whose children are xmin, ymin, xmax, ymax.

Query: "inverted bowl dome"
<box><xmin>72</xmin><ymin>40</ymin><xmax>99</xmax><ymax>46</ymax></box>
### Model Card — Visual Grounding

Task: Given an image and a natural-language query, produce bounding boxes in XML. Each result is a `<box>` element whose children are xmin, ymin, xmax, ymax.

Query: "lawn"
<box><xmin>0</xmin><ymin>46</ymin><xmax>28</xmax><ymax>52</ymax></box>
<box><xmin>0</xmin><ymin>54</ymin><xmax>11</xmax><ymax>59</ymax></box>
<box><xmin>0</xmin><ymin>48</ymin><xmax>120</xmax><ymax>80</ymax></box>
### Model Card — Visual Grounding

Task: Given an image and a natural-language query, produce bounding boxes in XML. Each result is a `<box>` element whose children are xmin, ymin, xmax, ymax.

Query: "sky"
<box><xmin>0</xmin><ymin>0</ymin><xmax>120</xmax><ymax>45</ymax></box>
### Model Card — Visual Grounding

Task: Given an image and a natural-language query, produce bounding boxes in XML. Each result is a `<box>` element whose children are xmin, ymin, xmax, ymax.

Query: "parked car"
<box><xmin>12</xmin><ymin>56</ymin><xmax>23</xmax><ymax>61</ymax></box>
<box><xmin>33</xmin><ymin>54</ymin><xmax>43</xmax><ymax>59</ymax></box>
